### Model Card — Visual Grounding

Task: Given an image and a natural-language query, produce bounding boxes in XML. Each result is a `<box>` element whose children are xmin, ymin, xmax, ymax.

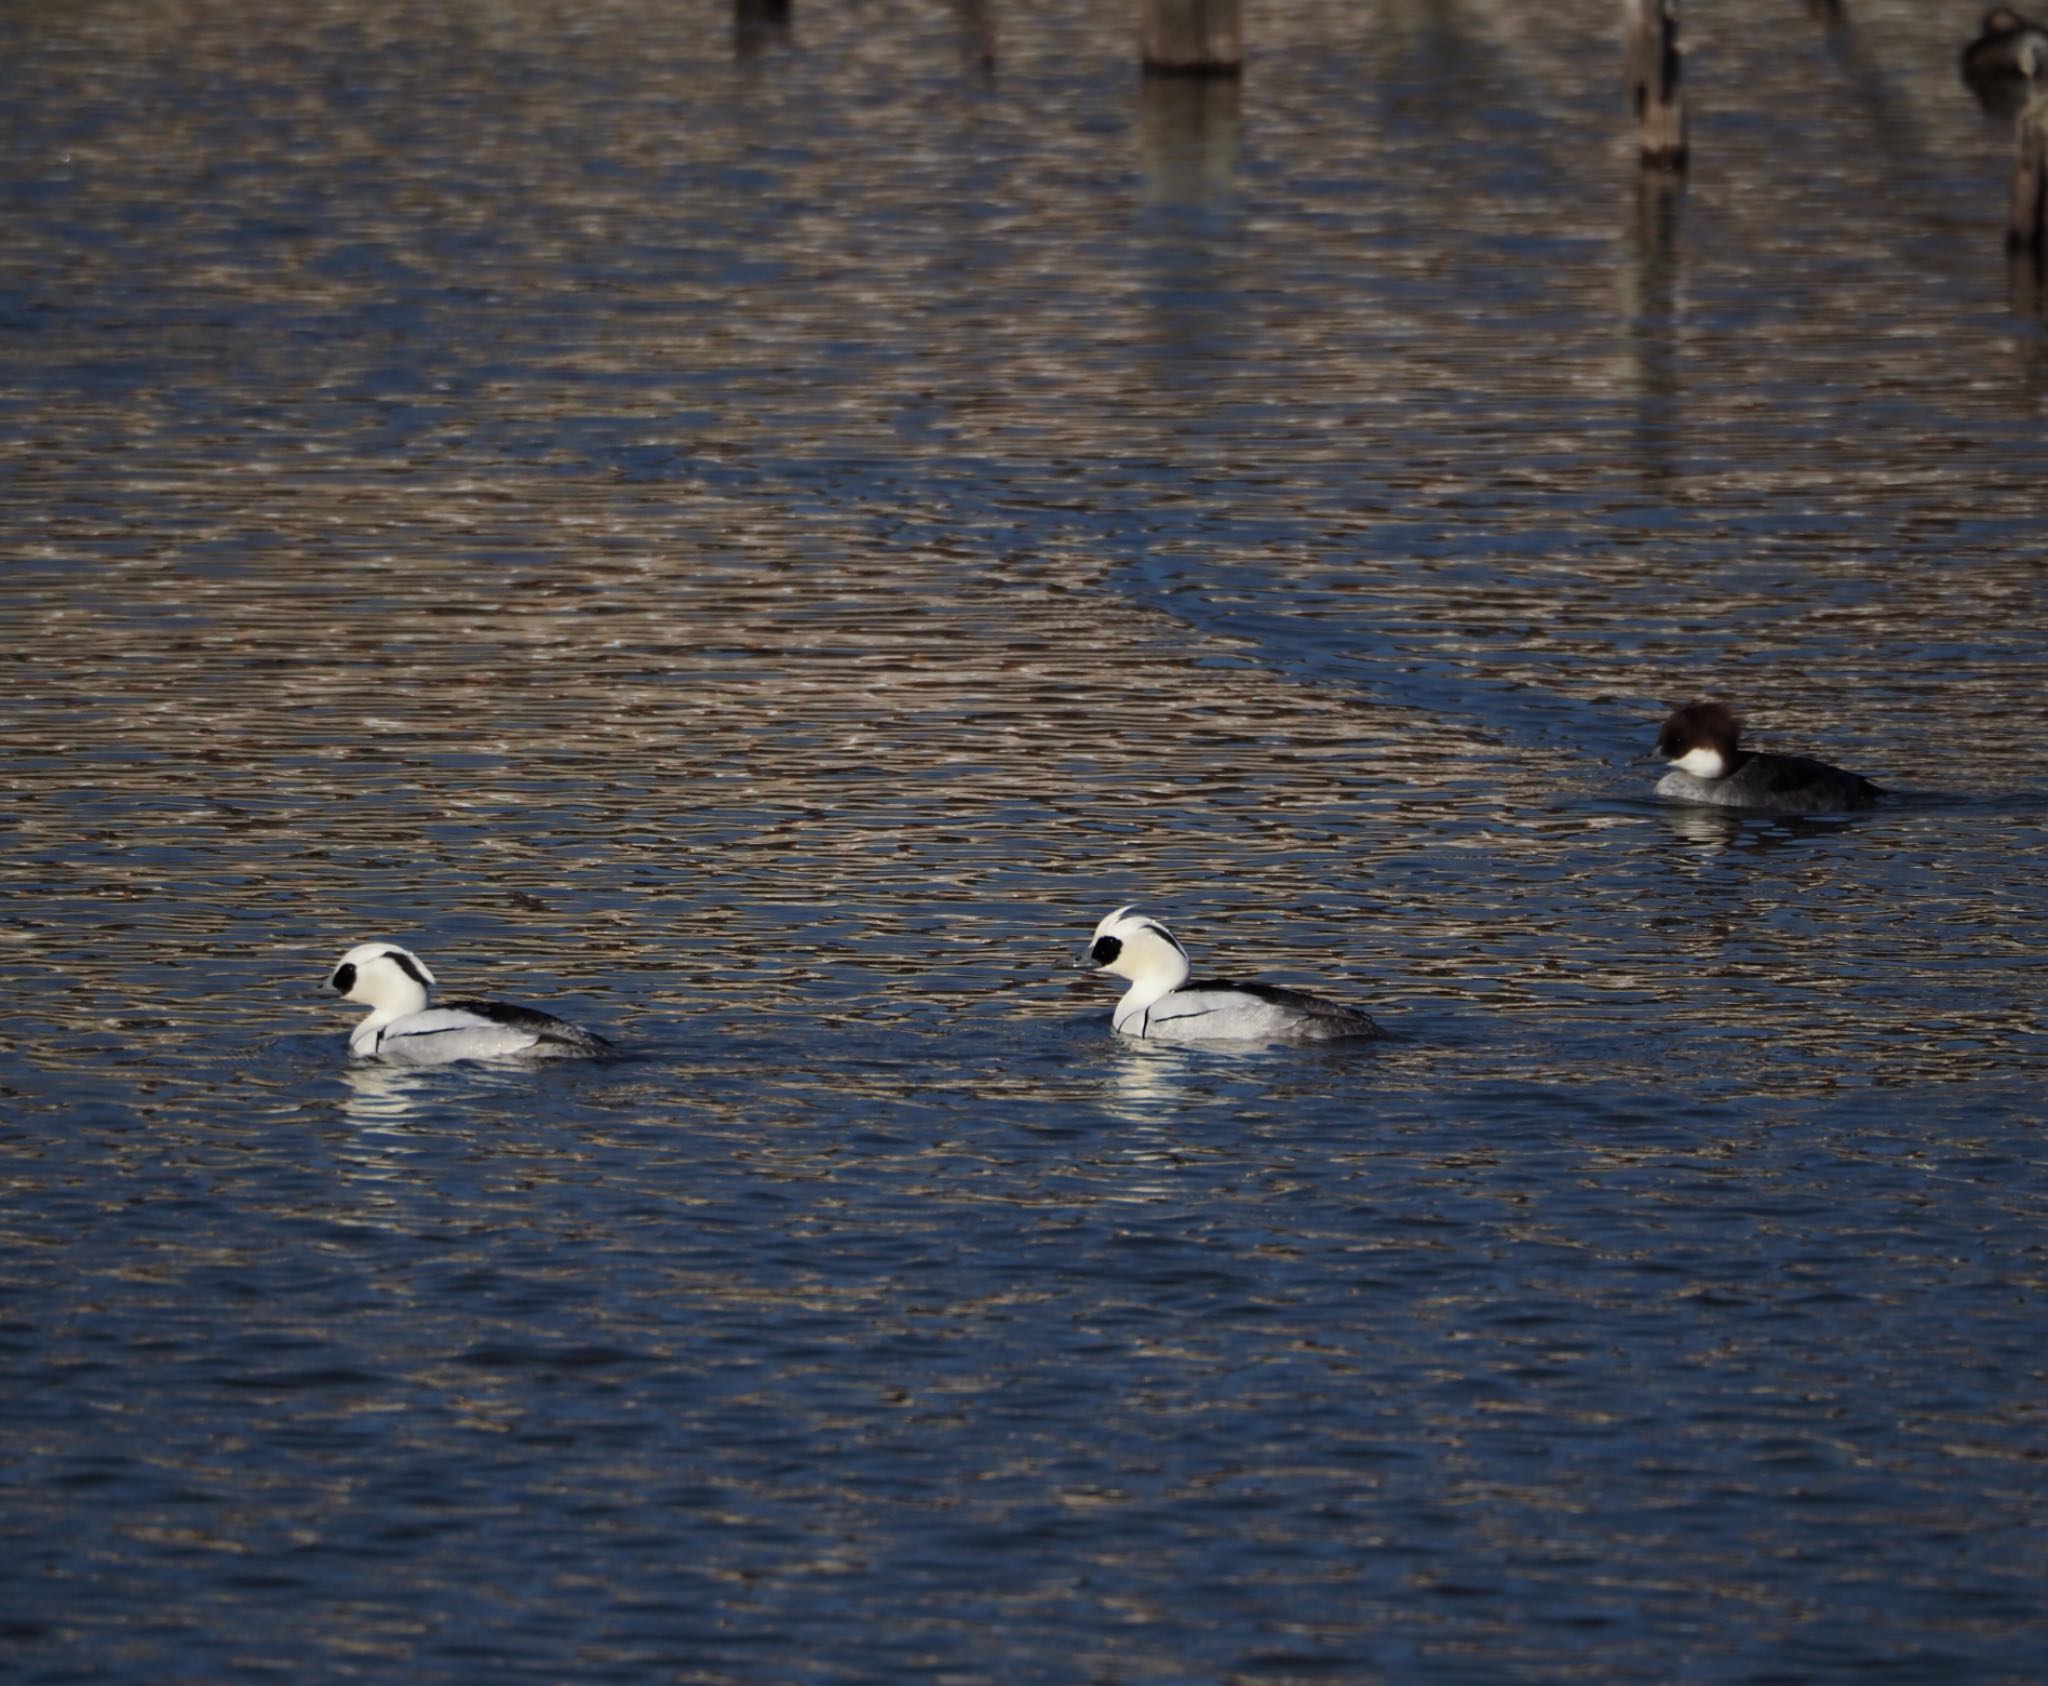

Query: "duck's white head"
<box><xmin>1655</xmin><ymin>699</ymin><xmax>1741</xmax><ymax>782</ymax></box>
<box><xmin>1086</xmin><ymin>907</ymin><xmax>1193</xmax><ymax>994</ymax></box>
<box><xmin>329</xmin><ymin>943</ymin><xmax>437</xmax><ymax>1016</ymax></box>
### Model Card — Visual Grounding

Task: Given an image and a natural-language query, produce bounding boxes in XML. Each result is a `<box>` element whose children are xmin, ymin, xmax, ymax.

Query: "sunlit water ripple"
<box><xmin>3</xmin><ymin>1</ymin><xmax>2045</xmax><ymax>1679</ymax></box>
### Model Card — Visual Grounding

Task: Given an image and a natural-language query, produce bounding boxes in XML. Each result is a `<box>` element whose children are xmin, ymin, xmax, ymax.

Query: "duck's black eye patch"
<box><xmin>330</xmin><ymin>963</ymin><xmax>357</xmax><ymax>993</ymax></box>
<box><xmin>1091</xmin><ymin>935</ymin><xmax>1123</xmax><ymax>965</ymax></box>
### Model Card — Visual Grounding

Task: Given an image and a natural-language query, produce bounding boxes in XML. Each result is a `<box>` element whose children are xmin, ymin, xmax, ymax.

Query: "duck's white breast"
<box><xmin>1656</xmin><ymin>768</ymin><xmax>1727</xmax><ymax>805</ymax></box>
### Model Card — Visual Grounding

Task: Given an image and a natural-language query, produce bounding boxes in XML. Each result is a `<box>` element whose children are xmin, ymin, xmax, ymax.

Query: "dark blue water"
<box><xmin>4</xmin><ymin>1</ymin><xmax>2046</xmax><ymax>1679</ymax></box>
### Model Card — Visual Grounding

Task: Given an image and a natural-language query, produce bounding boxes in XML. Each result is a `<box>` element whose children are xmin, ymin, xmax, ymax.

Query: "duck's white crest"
<box><xmin>1087</xmin><ymin>908</ymin><xmax>1193</xmax><ymax>1034</ymax></box>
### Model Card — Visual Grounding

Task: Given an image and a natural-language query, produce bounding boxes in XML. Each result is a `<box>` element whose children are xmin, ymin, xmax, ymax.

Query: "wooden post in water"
<box><xmin>1142</xmin><ymin>0</ymin><xmax>1242</xmax><ymax>78</ymax></box>
<box><xmin>734</xmin><ymin>0</ymin><xmax>791</xmax><ymax>57</ymax></box>
<box><xmin>1625</xmin><ymin>0</ymin><xmax>1688</xmax><ymax>169</ymax></box>
<box><xmin>956</xmin><ymin>0</ymin><xmax>997</xmax><ymax>77</ymax></box>
<box><xmin>2010</xmin><ymin>86</ymin><xmax>2048</xmax><ymax>250</ymax></box>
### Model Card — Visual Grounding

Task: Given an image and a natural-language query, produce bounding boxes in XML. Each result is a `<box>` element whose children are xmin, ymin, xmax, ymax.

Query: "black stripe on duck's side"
<box><xmin>1186</xmin><ymin>978</ymin><xmax>1382</xmax><ymax>1034</ymax></box>
<box><xmin>444</xmin><ymin>999</ymin><xmax>615</xmax><ymax>1049</ymax></box>
<box><xmin>374</xmin><ymin>1020</ymin><xmax>492</xmax><ymax>1056</ymax></box>
<box><xmin>1142</xmin><ymin>1001</ymin><xmax>1220</xmax><ymax>1034</ymax></box>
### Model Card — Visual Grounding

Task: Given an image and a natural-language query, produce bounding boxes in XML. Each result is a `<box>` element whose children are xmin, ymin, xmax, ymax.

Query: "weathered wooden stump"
<box><xmin>1625</xmin><ymin>0</ymin><xmax>1688</xmax><ymax>169</ymax></box>
<box><xmin>2010</xmin><ymin>85</ymin><xmax>2048</xmax><ymax>250</ymax></box>
<box><xmin>956</xmin><ymin>0</ymin><xmax>997</xmax><ymax>76</ymax></box>
<box><xmin>1142</xmin><ymin>0</ymin><xmax>1242</xmax><ymax>78</ymax></box>
<box><xmin>734</xmin><ymin>0</ymin><xmax>791</xmax><ymax>56</ymax></box>
<box><xmin>1138</xmin><ymin>73</ymin><xmax>1241</xmax><ymax>207</ymax></box>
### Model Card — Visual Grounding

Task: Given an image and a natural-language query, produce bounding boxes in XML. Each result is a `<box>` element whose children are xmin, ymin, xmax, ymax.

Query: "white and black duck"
<box><xmin>327</xmin><ymin>942</ymin><xmax>613</xmax><ymax>1065</ymax></box>
<box><xmin>1084</xmin><ymin>907</ymin><xmax>1381</xmax><ymax>1045</ymax></box>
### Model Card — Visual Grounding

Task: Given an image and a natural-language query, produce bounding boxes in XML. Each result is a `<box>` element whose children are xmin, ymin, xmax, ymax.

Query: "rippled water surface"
<box><xmin>4</xmin><ymin>1</ymin><xmax>2046</xmax><ymax>1679</ymax></box>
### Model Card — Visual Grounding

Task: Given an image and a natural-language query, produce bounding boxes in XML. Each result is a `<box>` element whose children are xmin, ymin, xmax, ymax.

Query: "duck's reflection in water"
<box><xmin>338</xmin><ymin>1058</ymin><xmax>443</xmax><ymax>1133</ymax></box>
<box><xmin>1092</xmin><ymin>1043</ymin><xmax>1268</xmax><ymax>1204</ymax></box>
<box><xmin>1097</xmin><ymin>1039</ymin><xmax>1200</xmax><ymax>1134</ymax></box>
<box><xmin>1655</xmin><ymin>799</ymin><xmax>1884</xmax><ymax>863</ymax></box>
<box><xmin>1657</xmin><ymin>802</ymin><xmax>1752</xmax><ymax>857</ymax></box>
